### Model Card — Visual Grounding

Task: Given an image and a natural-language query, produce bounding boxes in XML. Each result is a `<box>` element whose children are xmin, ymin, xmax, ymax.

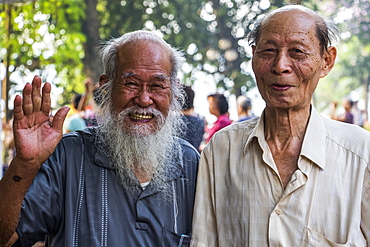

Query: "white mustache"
<box><xmin>118</xmin><ymin>106</ymin><xmax>164</xmax><ymax>120</ymax></box>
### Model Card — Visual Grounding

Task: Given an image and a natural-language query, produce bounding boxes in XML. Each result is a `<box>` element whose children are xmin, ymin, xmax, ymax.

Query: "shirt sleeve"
<box><xmin>361</xmin><ymin>165</ymin><xmax>370</xmax><ymax>246</ymax></box>
<box><xmin>190</xmin><ymin>143</ymin><xmax>218</xmax><ymax>247</ymax></box>
<box><xmin>15</xmin><ymin>141</ymin><xmax>67</xmax><ymax>246</ymax></box>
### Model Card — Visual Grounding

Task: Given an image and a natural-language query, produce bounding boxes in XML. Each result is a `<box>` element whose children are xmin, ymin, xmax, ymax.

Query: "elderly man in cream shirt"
<box><xmin>191</xmin><ymin>5</ymin><xmax>370</xmax><ymax>247</ymax></box>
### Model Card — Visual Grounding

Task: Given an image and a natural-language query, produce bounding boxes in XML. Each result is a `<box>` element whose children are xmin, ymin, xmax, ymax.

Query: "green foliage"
<box><xmin>97</xmin><ymin>0</ymin><xmax>280</xmax><ymax>97</ymax></box>
<box><xmin>0</xmin><ymin>0</ymin><xmax>282</xmax><ymax>112</ymax></box>
<box><xmin>0</xmin><ymin>0</ymin><xmax>87</xmax><ymax>110</ymax></box>
<box><xmin>316</xmin><ymin>35</ymin><xmax>370</xmax><ymax>111</ymax></box>
<box><xmin>311</xmin><ymin>0</ymin><xmax>370</xmax><ymax>114</ymax></box>
<box><xmin>1</xmin><ymin>0</ymin><xmax>370</xmax><ymax>116</ymax></box>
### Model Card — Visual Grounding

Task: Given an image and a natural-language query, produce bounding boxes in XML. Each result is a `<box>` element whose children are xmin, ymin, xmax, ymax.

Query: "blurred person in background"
<box><xmin>81</xmin><ymin>77</ymin><xmax>100</xmax><ymax>127</ymax></box>
<box><xmin>236</xmin><ymin>95</ymin><xmax>254</xmax><ymax>122</ymax></box>
<box><xmin>179</xmin><ymin>85</ymin><xmax>205</xmax><ymax>152</ymax></box>
<box><xmin>329</xmin><ymin>97</ymin><xmax>354</xmax><ymax>124</ymax></box>
<box><xmin>205</xmin><ymin>93</ymin><xmax>232</xmax><ymax>143</ymax></box>
<box><xmin>2</xmin><ymin>113</ymin><xmax>14</xmax><ymax>175</ymax></box>
<box><xmin>64</xmin><ymin>93</ymin><xmax>87</xmax><ymax>133</ymax></box>
<box><xmin>351</xmin><ymin>100</ymin><xmax>366</xmax><ymax>127</ymax></box>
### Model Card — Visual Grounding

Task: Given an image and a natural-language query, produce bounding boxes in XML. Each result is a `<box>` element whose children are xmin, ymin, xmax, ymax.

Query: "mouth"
<box><xmin>271</xmin><ymin>84</ymin><xmax>293</xmax><ymax>91</ymax></box>
<box><xmin>129</xmin><ymin>113</ymin><xmax>154</xmax><ymax>122</ymax></box>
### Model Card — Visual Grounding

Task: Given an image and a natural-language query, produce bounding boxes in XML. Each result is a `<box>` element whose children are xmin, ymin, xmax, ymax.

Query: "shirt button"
<box><xmin>275</xmin><ymin>208</ymin><xmax>283</xmax><ymax>215</ymax></box>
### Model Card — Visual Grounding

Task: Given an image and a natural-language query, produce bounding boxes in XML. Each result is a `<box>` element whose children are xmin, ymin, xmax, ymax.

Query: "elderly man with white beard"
<box><xmin>0</xmin><ymin>30</ymin><xmax>199</xmax><ymax>247</ymax></box>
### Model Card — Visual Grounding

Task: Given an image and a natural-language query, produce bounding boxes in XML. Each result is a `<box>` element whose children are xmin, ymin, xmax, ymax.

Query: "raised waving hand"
<box><xmin>12</xmin><ymin>75</ymin><xmax>70</xmax><ymax>166</ymax></box>
<box><xmin>0</xmin><ymin>75</ymin><xmax>70</xmax><ymax>245</ymax></box>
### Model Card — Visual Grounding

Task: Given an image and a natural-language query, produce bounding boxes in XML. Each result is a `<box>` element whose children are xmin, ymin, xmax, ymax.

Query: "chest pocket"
<box><xmin>300</xmin><ymin>227</ymin><xmax>351</xmax><ymax>247</ymax></box>
<box><xmin>162</xmin><ymin>228</ymin><xmax>191</xmax><ymax>247</ymax></box>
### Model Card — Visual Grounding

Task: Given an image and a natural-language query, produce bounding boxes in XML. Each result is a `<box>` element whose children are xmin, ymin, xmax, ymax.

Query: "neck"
<box><xmin>134</xmin><ymin>168</ymin><xmax>153</xmax><ymax>183</ymax></box>
<box><xmin>264</xmin><ymin>106</ymin><xmax>310</xmax><ymax>150</ymax></box>
<box><xmin>239</xmin><ymin>112</ymin><xmax>250</xmax><ymax>118</ymax></box>
<box><xmin>182</xmin><ymin>109</ymin><xmax>195</xmax><ymax>116</ymax></box>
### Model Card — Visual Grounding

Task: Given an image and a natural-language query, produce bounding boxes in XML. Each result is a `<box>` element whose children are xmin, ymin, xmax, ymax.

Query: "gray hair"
<box><xmin>97</xmin><ymin>30</ymin><xmax>185</xmax><ymax>114</ymax></box>
<box><xmin>247</xmin><ymin>5</ymin><xmax>339</xmax><ymax>55</ymax></box>
<box><xmin>237</xmin><ymin>95</ymin><xmax>252</xmax><ymax>111</ymax></box>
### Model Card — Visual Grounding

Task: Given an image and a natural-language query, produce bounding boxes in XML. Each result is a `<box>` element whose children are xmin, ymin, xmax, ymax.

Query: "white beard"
<box><xmin>97</xmin><ymin>105</ymin><xmax>182</xmax><ymax>195</ymax></box>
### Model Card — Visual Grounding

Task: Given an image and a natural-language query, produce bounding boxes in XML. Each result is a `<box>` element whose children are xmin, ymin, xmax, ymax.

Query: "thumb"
<box><xmin>52</xmin><ymin>106</ymin><xmax>70</xmax><ymax>131</ymax></box>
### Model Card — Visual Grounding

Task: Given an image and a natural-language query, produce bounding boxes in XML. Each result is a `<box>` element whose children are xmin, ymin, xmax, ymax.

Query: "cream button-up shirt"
<box><xmin>191</xmin><ymin>106</ymin><xmax>370</xmax><ymax>247</ymax></box>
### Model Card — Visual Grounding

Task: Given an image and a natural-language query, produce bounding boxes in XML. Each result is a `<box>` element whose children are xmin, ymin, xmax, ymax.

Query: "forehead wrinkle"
<box><xmin>259</xmin><ymin>25</ymin><xmax>317</xmax><ymax>48</ymax></box>
<box><xmin>258</xmin><ymin>36</ymin><xmax>308</xmax><ymax>47</ymax></box>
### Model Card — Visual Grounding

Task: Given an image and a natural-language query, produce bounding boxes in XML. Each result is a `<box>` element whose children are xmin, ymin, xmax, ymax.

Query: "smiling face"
<box><xmin>252</xmin><ymin>9</ymin><xmax>336</xmax><ymax>111</ymax></box>
<box><xmin>109</xmin><ymin>40</ymin><xmax>173</xmax><ymax>136</ymax></box>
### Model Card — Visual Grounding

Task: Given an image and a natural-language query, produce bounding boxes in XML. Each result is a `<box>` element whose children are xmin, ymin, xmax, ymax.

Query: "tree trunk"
<box><xmin>82</xmin><ymin>0</ymin><xmax>102</xmax><ymax>82</ymax></box>
<box><xmin>364</xmin><ymin>74</ymin><xmax>370</xmax><ymax>118</ymax></box>
<box><xmin>3</xmin><ymin>4</ymin><xmax>12</xmax><ymax>121</ymax></box>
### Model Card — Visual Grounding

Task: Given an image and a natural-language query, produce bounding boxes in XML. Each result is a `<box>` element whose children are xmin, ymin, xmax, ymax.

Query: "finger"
<box><xmin>13</xmin><ymin>95</ymin><xmax>24</xmax><ymax>121</ymax></box>
<box><xmin>22</xmin><ymin>82</ymin><xmax>33</xmax><ymax>116</ymax></box>
<box><xmin>40</xmin><ymin>82</ymin><xmax>52</xmax><ymax>116</ymax></box>
<box><xmin>31</xmin><ymin>75</ymin><xmax>42</xmax><ymax>112</ymax></box>
<box><xmin>51</xmin><ymin>106</ymin><xmax>70</xmax><ymax>131</ymax></box>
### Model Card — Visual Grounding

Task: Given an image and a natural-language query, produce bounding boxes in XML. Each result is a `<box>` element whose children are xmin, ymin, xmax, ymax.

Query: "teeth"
<box><xmin>130</xmin><ymin>113</ymin><xmax>153</xmax><ymax>120</ymax></box>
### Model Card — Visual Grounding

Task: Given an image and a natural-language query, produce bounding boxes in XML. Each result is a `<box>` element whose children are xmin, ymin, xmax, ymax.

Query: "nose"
<box><xmin>271</xmin><ymin>51</ymin><xmax>292</xmax><ymax>75</ymax></box>
<box><xmin>133</xmin><ymin>86</ymin><xmax>153</xmax><ymax>108</ymax></box>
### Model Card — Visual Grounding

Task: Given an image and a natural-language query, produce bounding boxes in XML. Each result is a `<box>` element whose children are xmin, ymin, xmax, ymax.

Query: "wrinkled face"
<box><xmin>252</xmin><ymin>10</ymin><xmax>333</xmax><ymax>111</ymax></box>
<box><xmin>110</xmin><ymin>41</ymin><xmax>173</xmax><ymax>135</ymax></box>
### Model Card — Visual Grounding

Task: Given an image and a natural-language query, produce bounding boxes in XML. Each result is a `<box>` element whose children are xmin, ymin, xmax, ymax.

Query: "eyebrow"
<box><xmin>122</xmin><ymin>72</ymin><xmax>135</xmax><ymax>79</ymax></box>
<box><xmin>122</xmin><ymin>72</ymin><xmax>170</xmax><ymax>81</ymax></box>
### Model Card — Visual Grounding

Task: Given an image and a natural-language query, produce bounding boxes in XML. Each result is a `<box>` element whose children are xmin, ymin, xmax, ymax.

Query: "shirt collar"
<box><xmin>300</xmin><ymin>105</ymin><xmax>326</xmax><ymax>170</ymax></box>
<box><xmin>245</xmin><ymin>105</ymin><xmax>326</xmax><ymax>170</ymax></box>
<box><xmin>245</xmin><ymin>113</ymin><xmax>267</xmax><ymax>154</ymax></box>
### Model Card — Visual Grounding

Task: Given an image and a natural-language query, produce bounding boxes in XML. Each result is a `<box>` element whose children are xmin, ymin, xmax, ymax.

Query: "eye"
<box><xmin>293</xmin><ymin>48</ymin><xmax>304</xmax><ymax>53</ymax></box>
<box><xmin>150</xmin><ymin>83</ymin><xmax>167</xmax><ymax>92</ymax></box>
<box><xmin>151</xmin><ymin>83</ymin><xmax>165</xmax><ymax>88</ymax></box>
<box><xmin>123</xmin><ymin>81</ymin><xmax>140</xmax><ymax>88</ymax></box>
<box><xmin>257</xmin><ymin>48</ymin><xmax>275</xmax><ymax>54</ymax></box>
<box><xmin>256</xmin><ymin>48</ymin><xmax>276</xmax><ymax>57</ymax></box>
<box><xmin>290</xmin><ymin>48</ymin><xmax>307</xmax><ymax>59</ymax></box>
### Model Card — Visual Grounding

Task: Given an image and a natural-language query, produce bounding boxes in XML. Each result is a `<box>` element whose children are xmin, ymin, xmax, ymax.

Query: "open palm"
<box><xmin>12</xmin><ymin>76</ymin><xmax>70</xmax><ymax>166</ymax></box>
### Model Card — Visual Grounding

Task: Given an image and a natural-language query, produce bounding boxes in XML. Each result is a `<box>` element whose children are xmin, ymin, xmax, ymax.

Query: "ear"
<box><xmin>99</xmin><ymin>74</ymin><xmax>108</xmax><ymax>87</ymax></box>
<box><xmin>320</xmin><ymin>46</ymin><xmax>337</xmax><ymax>78</ymax></box>
<box><xmin>251</xmin><ymin>45</ymin><xmax>256</xmax><ymax>55</ymax></box>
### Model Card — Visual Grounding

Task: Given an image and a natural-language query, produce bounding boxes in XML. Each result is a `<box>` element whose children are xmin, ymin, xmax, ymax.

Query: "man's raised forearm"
<box><xmin>0</xmin><ymin>156</ymin><xmax>41</xmax><ymax>244</ymax></box>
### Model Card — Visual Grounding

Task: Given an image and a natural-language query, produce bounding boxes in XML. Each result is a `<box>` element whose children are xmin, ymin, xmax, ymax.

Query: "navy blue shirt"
<box><xmin>15</xmin><ymin>127</ymin><xmax>199</xmax><ymax>247</ymax></box>
<box><xmin>180</xmin><ymin>115</ymin><xmax>205</xmax><ymax>152</ymax></box>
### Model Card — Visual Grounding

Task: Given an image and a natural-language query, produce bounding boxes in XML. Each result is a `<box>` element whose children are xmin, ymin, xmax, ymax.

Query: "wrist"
<box><xmin>9</xmin><ymin>156</ymin><xmax>44</xmax><ymax>174</ymax></box>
